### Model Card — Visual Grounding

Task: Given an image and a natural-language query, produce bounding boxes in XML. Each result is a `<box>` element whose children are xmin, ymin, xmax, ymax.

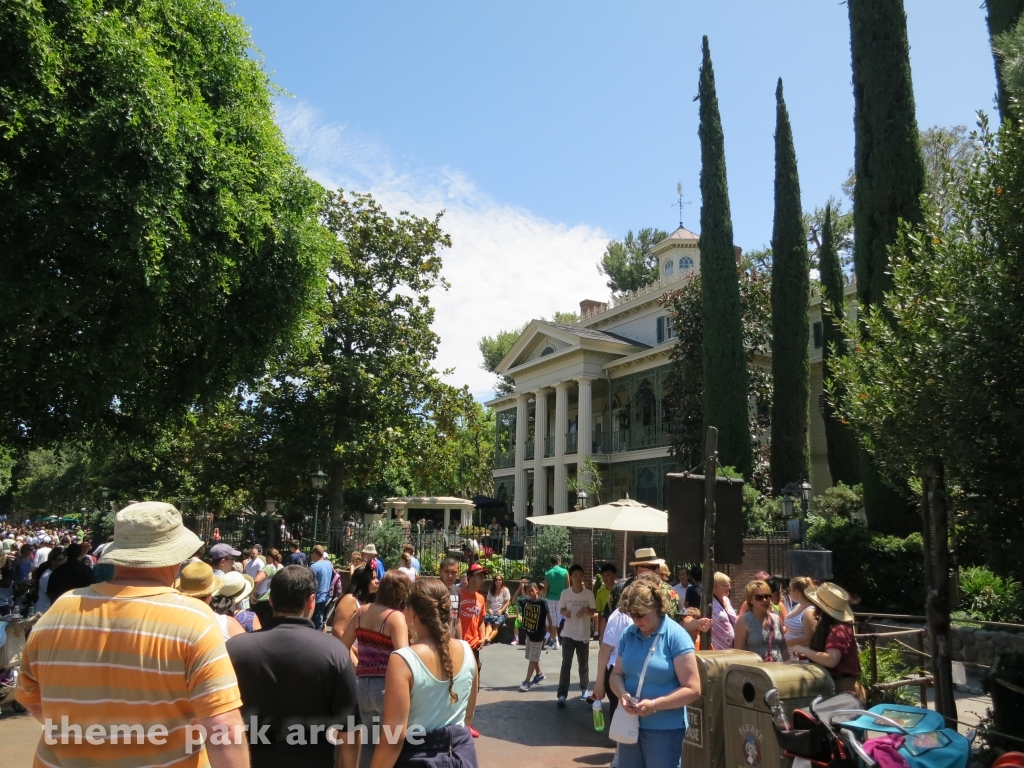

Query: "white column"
<box><xmin>553</xmin><ymin>382</ymin><xmax>569</xmax><ymax>514</ymax></box>
<box><xmin>576</xmin><ymin>376</ymin><xmax>595</xmax><ymax>484</ymax></box>
<box><xmin>514</xmin><ymin>393</ymin><xmax>529</xmax><ymax>525</ymax></box>
<box><xmin>533</xmin><ymin>389</ymin><xmax>550</xmax><ymax>515</ymax></box>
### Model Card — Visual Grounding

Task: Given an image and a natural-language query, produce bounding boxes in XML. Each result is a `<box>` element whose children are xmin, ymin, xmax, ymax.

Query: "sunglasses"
<box><xmin>752</xmin><ymin>593</ymin><xmax>771</xmax><ymax>602</ymax></box>
<box><xmin>629</xmin><ymin>612</ymin><xmax>649</xmax><ymax>620</ymax></box>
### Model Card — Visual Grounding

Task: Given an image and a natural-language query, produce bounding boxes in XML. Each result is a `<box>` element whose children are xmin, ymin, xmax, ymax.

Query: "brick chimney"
<box><xmin>579</xmin><ymin>299</ymin><xmax>608</xmax><ymax>316</ymax></box>
<box><xmin>734</xmin><ymin>246</ymin><xmax>743</xmax><ymax>265</ymax></box>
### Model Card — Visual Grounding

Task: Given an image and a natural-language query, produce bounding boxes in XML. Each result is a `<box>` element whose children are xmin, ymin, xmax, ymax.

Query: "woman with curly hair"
<box><xmin>371</xmin><ymin>577</ymin><xmax>480</xmax><ymax>768</ymax></box>
<box><xmin>609</xmin><ymin>573</ymin><xmax>700</xmax><ymax>768</ymax></box>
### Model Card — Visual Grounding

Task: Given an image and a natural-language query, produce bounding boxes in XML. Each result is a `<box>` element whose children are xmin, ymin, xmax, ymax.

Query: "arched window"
<box><xmin>636</xmin><ymin>468</ymin><xmax>658</xmax><ymax>508</ymax></box>
<box><xmin>664</xmin><ymin>260</ymin><xmax>674</xmax><ymax>278</ymax></box>
<box><xmin>679</xmin><ymin>256</ymin><xmax>694</xmax><ymax>271</ymax></box>
<box><xmin>540</xmin><ymin>345</ymin><xmax>555</xmax><ymax>357</ymax></box>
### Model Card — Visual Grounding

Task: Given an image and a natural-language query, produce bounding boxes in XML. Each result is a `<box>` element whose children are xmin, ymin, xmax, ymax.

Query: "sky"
<box><xmin>231</xmin><ymin>1</ymin><xmax>998</xmax><ymax>401</ymax></box>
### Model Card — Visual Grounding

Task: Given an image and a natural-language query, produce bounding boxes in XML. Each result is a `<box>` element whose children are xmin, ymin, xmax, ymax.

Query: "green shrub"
<box><xmin>860</xmin><ymin>643</ymin><xmax>921</xmax><ymax>705</ymax></box>
<box><xmin>361</xmin><ymin>520</ymin><xmax>405</xmax><ymax>570</ymax></box>
<box><xmin>814</xmin><ymin>483</ymin><xmax>863</xmax><ymax>519</ymax></box>
<box><xmin>526</xmin><ymin>526</ymin><xmax>571</xmax><ymax>583</ymax></box>
<box><xmin>477</xmin><ymin>553</ymin><xmax>528</xmax><ymax>581</ymax></box>
<box><xmin>806</xmin><ymin>514</ymin><xmax>924</xmax><ymax>614</ymax></box>
<box><xmin>956</xmin><ymin>566</ymin><xmax>1023</xmax><ymax>623</ymax></box>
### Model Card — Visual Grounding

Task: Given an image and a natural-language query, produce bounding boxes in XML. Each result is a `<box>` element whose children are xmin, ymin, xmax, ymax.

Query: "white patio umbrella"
<box><xmin>526</xmin><ymin>498</ymin><xmax>667</xmax><ymax>574</ymax></box>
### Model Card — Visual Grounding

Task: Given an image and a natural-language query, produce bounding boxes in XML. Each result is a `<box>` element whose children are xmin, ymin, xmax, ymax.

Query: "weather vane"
<box><xmin>675</xmin><ymin>182</ymin><xmax>692</xmax><ymax>228</ymax></box>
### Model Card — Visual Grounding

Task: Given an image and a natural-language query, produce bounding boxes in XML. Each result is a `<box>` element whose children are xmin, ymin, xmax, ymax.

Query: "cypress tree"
<box><xmin>819</xmin><ymin>206</ymin><xmax>860</xmax><ymax>487</ymax></box>
<box><xmin>769</xmin><ymin>80</ymin><xmax>810</xmax><ymax>493</ymax></box>
<box><xmin>698</xmin><ymin>36</ymin><xmax>751</xmax><ymax>479</ymax></box>
<box><xmin>985</xmin><ymin>0</ymin><xmax>1024</xmax><ymax>120</ymax></box>
<box><xmin>849</xmin><ymin>0</ymin><xmax>925</xmax><ymax>534</ymax></box>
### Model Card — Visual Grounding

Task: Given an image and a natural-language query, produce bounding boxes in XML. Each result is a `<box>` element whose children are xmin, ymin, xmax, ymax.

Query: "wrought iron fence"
<box><xmin>565</xmin><ymin>432</ymin><xmax>578</xmax><ymax>454</ymax></box>
<box><xmin>543</xmin><ymin>436</ymin><xmax>555</xmax><ymax>457</ymax></box>
<box><xmin>494</xmin><ymin>451</ymin><xmax>514</xmax><ymax>469</ymax></box>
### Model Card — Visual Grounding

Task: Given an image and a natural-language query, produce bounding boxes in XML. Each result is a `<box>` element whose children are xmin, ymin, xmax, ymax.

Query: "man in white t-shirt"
<box><xmin>243</xmin><ymin>546</ymin><xmax>264</xmax><ymax>580</ymax></box>
<box><xmin>592</xmin><ymin>606</ymin><xmax>634</xmax><ymax>738</ymax></box>
<box><xmin>556</xmin><ymin>564</ymin><xmax>597</xmax><ymax>707</ymax></box>
<box><xmin>33</xmin><ymin>542</ymin><xmax>52</xmax><ymax>570</ymax></box>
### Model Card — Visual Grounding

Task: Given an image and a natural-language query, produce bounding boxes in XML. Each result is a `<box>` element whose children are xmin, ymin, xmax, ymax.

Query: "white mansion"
<box><xmin>487</xmin><ymin>226</ymin><xmax>856</xmax><ymax>526</ymax></box>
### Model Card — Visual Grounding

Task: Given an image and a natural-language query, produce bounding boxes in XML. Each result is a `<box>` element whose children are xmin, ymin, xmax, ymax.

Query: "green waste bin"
<box><xmin>684</xmin><ymin>651</ymin><xmax>763</xmax><ymax>768</ymax></box>
<box><xmin>724</xmin><ymin>663</ymin><xmax>835</xmax><ymax>768</ymax></box>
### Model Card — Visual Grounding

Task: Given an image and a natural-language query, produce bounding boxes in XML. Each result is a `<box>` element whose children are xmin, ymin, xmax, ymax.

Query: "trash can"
<box><xmin>724</xmin><ymin>663</ymin><xmax>835</xmax><ymax>768</ymax></box>
<box><xmin>684</xmin><ymin>651</ymin><xmax>763</xmax><ymax>768</ymax></box>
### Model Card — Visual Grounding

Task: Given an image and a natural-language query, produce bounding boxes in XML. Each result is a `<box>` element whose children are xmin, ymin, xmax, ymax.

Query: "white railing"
<box><xmin>574</xmin><ymin>270</ymin><xmax>692</xmax><ymax>324</ymax></box>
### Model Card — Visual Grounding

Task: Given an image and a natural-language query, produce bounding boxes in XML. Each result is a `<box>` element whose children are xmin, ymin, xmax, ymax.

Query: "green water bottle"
<box><xmin>592</xmin><ymin>700</ymin><xmax>605</xmax><ymax>732</ymax></box>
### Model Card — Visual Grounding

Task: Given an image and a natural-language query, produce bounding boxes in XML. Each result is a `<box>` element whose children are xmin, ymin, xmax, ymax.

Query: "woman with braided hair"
<box><xmin>371</xmin><ymin>577</ymin><xmax>480</xmax><ymax>768</ymax></box>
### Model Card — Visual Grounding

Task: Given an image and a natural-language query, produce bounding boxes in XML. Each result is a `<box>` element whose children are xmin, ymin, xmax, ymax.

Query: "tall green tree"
<box><xmin>769</xmin><ymin>80</ymin><xmax>810</xmax><ymax>493</ymax></box>
<box><xmin>477</xmin><ymin>311</ymin><xmax>580</xmax><ymax>396</ymax></box>
<box><xmin>993</xmin><ymin>14</ymin><xmax>1024</xmax><ymax>118</ymax></box>
<box><xmin>819</xmin><ymin>206</ymin><xmax>860</xmax><ymax>487</ymax></box>
<box><xmin>848</xmin><ymin>0</ymin><xmax>925</xmax><ymax>534</ymax></box>
<box><xmin>985</xmin><ymin>0</ymin><xmax>1024</xmax><ymax>120</ymax></box>
<box><xmin>598</xmin><ymin>228</ymin><xmax>670</xmax><ymax>293</ymax></box>
<box><xmin>0</xmin><ymin>0</ymin><xmax>330</xmax><ymax>445</ymax></box>
<box><xmin>697</xmin><ymin>36</ymin><xmax>751</xmax><ymax>478</ymax></box>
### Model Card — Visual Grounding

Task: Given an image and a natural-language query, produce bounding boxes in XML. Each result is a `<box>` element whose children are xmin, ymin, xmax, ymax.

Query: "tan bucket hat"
<box><xmin>175</xmin><ymin>561</ymin><xmax>222</xmax><ymax>598</ymax></box>
<box><xmin>629</xmin><ymin>547</ymin><xmax>665</xmax><ymax>567</ymax></box>
<box><xmin>805</xmin><ymin>582</ymin><xmax>855</xmax><ymax>623</ymax></box>
<box><xmin>215</xmin><ymin>571</ymin><xmax>255</xmax><ymax>604</ymax></box>
<box><xmin>99</xmin><ymin>502</ymin><xmax>203</xmax><ymax>569</ymax></box>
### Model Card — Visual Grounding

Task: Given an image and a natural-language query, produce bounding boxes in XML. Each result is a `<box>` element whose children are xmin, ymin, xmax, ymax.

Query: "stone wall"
<box><xmin>950</xmin><ymin>626</ymin><xmax>1024</xmax><ymax>666</ymax></box>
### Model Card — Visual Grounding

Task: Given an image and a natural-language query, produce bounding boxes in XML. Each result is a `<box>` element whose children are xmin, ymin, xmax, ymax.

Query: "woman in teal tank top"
<box><xmin>370</xmin><ymin>577</ymin><xmax>479</xmax><ymax>768</ymax></box>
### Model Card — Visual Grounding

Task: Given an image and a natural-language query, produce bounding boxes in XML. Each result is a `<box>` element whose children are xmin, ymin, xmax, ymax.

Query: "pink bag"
<box><xmin>863</xmin><ymin>735</ymin><xmax>912</xmax><ymax>768</ymax></box>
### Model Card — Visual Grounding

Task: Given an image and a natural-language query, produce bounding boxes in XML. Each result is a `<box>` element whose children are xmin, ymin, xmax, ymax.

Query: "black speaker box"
<box><xmin>664</xmin><ymin>473</ymin><xmax>744</xmax><ymax>564</ymax></box>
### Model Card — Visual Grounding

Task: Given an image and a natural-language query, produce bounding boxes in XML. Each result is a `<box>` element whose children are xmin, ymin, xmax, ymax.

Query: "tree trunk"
<box><xmin>700</xmin><ymin>427</ymin><xmax>719</xmax><ymax>651</ymax></box>
<box><xmin>922</xmin><ymin>459</ymin><xmax>957</xmax><ymax>725</ymax></box>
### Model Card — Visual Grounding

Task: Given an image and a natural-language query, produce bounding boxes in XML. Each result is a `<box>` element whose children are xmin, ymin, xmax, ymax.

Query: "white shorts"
<box><xmin>546</xmin><ymin>599</ymin><xmax>560</xmax><ymax>625</ymax></box>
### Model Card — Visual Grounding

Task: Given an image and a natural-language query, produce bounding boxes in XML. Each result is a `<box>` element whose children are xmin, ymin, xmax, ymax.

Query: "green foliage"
<box><xmin>526</xmin><ymin>525</ymin><xmax>570</xmax><ymax>583</ymax></box>
<box><xmin>985</xmin><ymin>0</ymin><xmax>1024</xmax><ymax>119</ymax></box>
<box><xmin>13</xmin><ymin>446</ymin><xmax>93</xmax><ymax>517</ymax></box>
<box><xmin>819</xmin><ymin>206</ymin><xmax>860</xmax><ymax>487</ymax></box>
<box><xmin>664</xmin><ymin>270</ymin><xmax>772</xmax><ymax>483</ymax></box>
<box><xmin>829</xmin><ymin>117</ymin><xmax>1024</xmax><ymax>582</ymax></box>
<box><xmin>478</xmin><ymin>325</ymin><xmax>526</xmax><ymax>396</ymax></box>
<box><xmin>362</xmin><ymin>521</ymin><xmax>406</xmax><ymax>571</ymax></box>
<box><xmin>567</xmin><ymin>456</ymin><xmax>604</xmax><ymax>506</ymax></box>
<box><xmin>477</xmin><ymin>554</ymin><xmax>528</xmax><ymax>581</ymax></box>
<box><xmin>697</xmin><ymin>36</ymin><xmax>751</xmax><ymax>479</ymax></box>
<box><xmin>598</xmin><ymin>228</ymin><xmax>670</xmax><ymax>294</ymax></box>
<box><xmin>814</xmin><ymin>483</ymin><xmax>863</xmax><ymax>520</ymax></box>
<box><xmin>0</xmin><ymin>0</ymin><xmax>329</xmax><ymax>445</ymax></box>
<box><xmin>861</xmin><ymin>643</ymin><xmax>921</xmax><ymax>705</ymax></box>
<box><xmin>770</xmin><ymin>80</ymin><xmax>810</xmax><ymax>492</ymax></box>
<box><xmin>87</xmin><ymin>510</ymin><xmax>117</xmax><ymax>545</ymax></box>
<box><xmin>994</xmin><ymin>17</ymin><xmax>1024</xmax><ymax>119</ymax></box>
<box><xmin>955</xmin><ymin>567</ymin><xmax>1024</xmax><ymax>624</ymax></box>
<box><xmin>848</xmin><ymin>0</ymin><xmax>926</xmax><ymax>535</ymax></box>
<box><xmin>805</xmin><ymin>198</ymin><xmax>855</xmax><ymax>270</ymax></box>
<box><xmin>807</xmin><ymin>514</ymin><xmax>924</xmax><ymax>614</ymax></box>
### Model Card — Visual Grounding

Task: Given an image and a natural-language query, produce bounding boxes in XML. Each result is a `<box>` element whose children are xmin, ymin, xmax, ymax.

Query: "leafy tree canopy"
<box><xmin>477</xmin><ymin>311</ymin><xmax>579</xmax><ymax>396</ymax></box>
<box><xmin>597</xmin><ymin>228</ymin><xmax>669</xmax><ymax>294</ymax></box>
<box><xmin>0</xmin><ymin>0</ymin><xmax>330</xmax><ymax>445</ymax></box>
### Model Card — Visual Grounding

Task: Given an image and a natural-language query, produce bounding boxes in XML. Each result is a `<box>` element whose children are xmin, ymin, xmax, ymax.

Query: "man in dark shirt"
<box><xmin>287</xmin><ymin>540</ymin><xmax>308</xmax><ymax>567</ymax></box>
<box><xmin>227</xmin><ymin>566</ymin><xmax>360</xmax><ymax>768</ymax></box>
<box><xmin>46</xmin><ymin>543</ymin><xmax>93</xmax><ymax>603</ymax></box>
<box><xmin>684</xmin><ymin>565</ymin><xmax>703</xmax><ymax>609</ymax></box>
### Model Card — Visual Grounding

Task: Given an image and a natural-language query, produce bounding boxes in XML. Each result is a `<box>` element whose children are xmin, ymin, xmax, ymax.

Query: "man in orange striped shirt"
<box><xmin>17</xmin><ymin>501</ymin><xmax>250</xmax><ymax>768</ymax></box>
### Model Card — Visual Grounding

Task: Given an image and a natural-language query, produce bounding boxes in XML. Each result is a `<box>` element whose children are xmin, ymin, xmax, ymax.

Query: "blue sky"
<box><xmin>232</xmin><ymin>0</ymin><xmax>997</xmax><ymax>399</ymax></box>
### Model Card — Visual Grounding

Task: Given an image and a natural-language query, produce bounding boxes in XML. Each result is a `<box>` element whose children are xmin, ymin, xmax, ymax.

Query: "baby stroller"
<box><xmin>0</xmin><ymin>614</ymin><xmax>40</xmax><ymax>711</ymax></box>
<box><xmin>769</xmin><ymin>690</ymin><xmax>970</xmax><ymax>768</ymax></box>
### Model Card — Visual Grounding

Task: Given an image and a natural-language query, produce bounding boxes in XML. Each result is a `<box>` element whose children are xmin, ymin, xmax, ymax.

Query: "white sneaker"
<box><xmin>553</xmin><ymin>640</ymin><xmax>560</xmax><ymax>650</ymax></box>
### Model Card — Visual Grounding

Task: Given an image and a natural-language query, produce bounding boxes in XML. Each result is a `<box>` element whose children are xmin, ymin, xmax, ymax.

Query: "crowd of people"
<box><xmin>7</xmin><ymin>503</ymin><xmax>863</xmax><ymax>768</ymax></box>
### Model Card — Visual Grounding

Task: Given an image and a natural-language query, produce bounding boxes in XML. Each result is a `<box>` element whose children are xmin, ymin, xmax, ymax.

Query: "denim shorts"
<box><xmin>357</xmin><ymin>675</ymin><xmax>387</xmax><ymax>721</ymax></box>
<box><xmin>617</xmin><ymin>726</ymin><xmax>685</xmax><ymax>768</ymax></box>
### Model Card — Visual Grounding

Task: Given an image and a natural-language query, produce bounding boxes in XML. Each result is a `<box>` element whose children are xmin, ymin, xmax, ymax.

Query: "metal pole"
<box><xmin>313</xmin><ymin>491</ymin><xmax>320</xmax><ymax>546</ymax></box>
<box><xmin>699</xmin><ymin>426</ymin><xmax>719</xmax><ymax>651</ymax></box>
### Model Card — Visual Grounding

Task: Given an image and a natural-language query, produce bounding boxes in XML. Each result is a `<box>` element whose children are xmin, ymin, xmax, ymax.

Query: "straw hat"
<box><xmin>215</xmin><ymin>571</ymin><xmax>255</xmax><ymax>604</ymax></box>
<box><xmin>805</xmin><ymin>582</ymin><xmax>854</xmax><ymax>623</ymax></box>
<box><xmin>629</xmin><ymin>547</ymin><xmax>665</xmax><ymax>567</ymax></box>
<box><xmin>99</xmin><ymin>502</ymin><xmax>203</xmax><ymax>569</ymax></box>
<box><xmin>175</xmin><ymin>561</ymin><xmax>222</xmax><ymax>598</ymax></box>
<box><xmin>361</xmin><ymin>544</ymin><xmax>378</xmax><ymax>556</ymax></box>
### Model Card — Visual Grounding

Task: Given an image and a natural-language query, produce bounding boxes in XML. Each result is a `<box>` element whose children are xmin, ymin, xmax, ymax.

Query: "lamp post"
<box><xmin>781</xmin><ymin>480</ymin><xmax>812</xmax><ymax>545</ymax></box>
<box><xmin>310</xmin><ymin>469</ymin><xmax>327</xmax><ymax>545</ymax></box>
<box><xmin>576</xmin><ymin>489</ymin><xmax>588</xmax><ymax>510</ymax></box>
<box><xmin>264</xmin><ymin>499</ymin><xmax>278</xmax><ymax>551</ymax></box>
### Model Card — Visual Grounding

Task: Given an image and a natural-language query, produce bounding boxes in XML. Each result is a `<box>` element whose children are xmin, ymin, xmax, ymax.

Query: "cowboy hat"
<box><xmin>99</xmin><ymin>502</ymin><xmax>204</xmax><ymax>569</ymax></box>
<box><xmin>805</xmin><ymin>582</ymin><xmax>855</xmax><ymax>623</ymax></box>
<box><xmin>361</xmin><ymin>544</ymin><xmax>378</xmax><ymax>556</ymax></box>
<box><xmin>175</xmin><ymin>561</ymin><xmax>222</xmax><ymax>598</ymax></box>
<box><xmin>215</xmin><ymin>571</ymin><xmax>255</xmax><ymax>604</ymax></box>
<box><xmin>629</xmin><ymin>547</ymin><xmax>665</xmax><ymax>567</ymax></box>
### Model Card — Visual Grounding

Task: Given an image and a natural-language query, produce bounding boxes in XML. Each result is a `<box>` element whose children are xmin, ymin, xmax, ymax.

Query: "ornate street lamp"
<box><xmin>780</xmin><ymin>480</ymin><xmax>812</xmax><ymax>544</ymax></box>
<box><xmin>576</xmin><ymin>490</ymin><xmax>588</xmax><ymax>510</ymax></box>
<box><xmin>310</xmin><ymin>469</ymin><xmax>327</xmax><ymax>544</ymax></box>
<box><xmin>178</xmin><ymin>498</ymin><xmax>191</xmax><ymax>514</ymax></box>
<box><xmin>264</xmin><ymin>499</ymin><xmax>278</xmax><ymax>514</ymax></box>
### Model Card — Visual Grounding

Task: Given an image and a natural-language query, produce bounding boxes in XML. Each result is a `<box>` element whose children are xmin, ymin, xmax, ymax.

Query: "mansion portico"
<box><xmin>487</xmin><ymin>226</ymin><xmax>856</xmax><ymax>526</ymax></box>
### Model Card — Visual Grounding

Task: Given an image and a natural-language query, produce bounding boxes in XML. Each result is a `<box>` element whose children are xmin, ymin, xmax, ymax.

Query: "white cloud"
<box><xmin>277</xmin><ymin>102</ymin><xmax>611</xmax><ymax>400</ymax></box>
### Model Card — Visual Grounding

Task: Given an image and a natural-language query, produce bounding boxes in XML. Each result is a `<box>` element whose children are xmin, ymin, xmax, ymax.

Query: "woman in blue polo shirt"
<box><xmin>609</xmin><ymin>573</ymin><xmax>701</xmax><ymax>768</ymax></box>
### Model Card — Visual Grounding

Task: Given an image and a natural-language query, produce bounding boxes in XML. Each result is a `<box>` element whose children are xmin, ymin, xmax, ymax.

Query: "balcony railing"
<box><xmin>544</xmin><ymin>436</ymin><xmax>554</xmax><ymax>457</ymax></box>
<box><xmin>525</xmin><ymin>440</ymin><xmax>535</xmax><ymax>461</ymax></box>
<box><xmin>494</xmin><ymin>451</ymin><xmax>514</xmax><ymax>469</ymax></box>
<box><xmin>612</xmin><ymin>430</ymin><xmax>631</xmax><ymax>453</ymax></box>
<box><xmin>565</xmin><ymin>432</ymin><xmax>578</xmax><ymax>454</ymax></box>
<box><xmin>609</xmin><ymin>428</ymin><xmax>671</xmax><ymax>453</ymax></box>
<box><xmin>592</xmin><ymin>432</ymin><xmax>607</xmax><ymax>453</ymax></box>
